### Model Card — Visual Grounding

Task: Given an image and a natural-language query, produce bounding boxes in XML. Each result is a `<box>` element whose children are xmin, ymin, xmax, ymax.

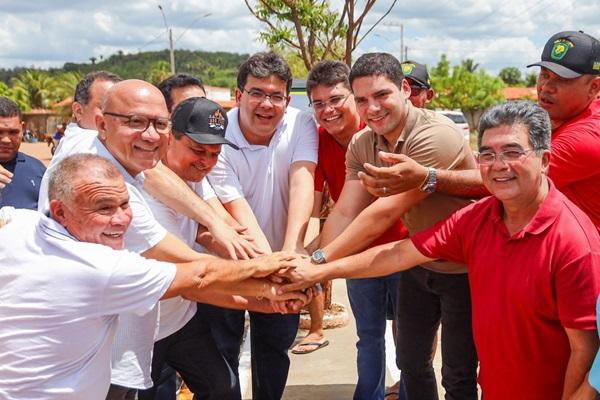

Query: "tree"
<box><xmin>461</xmin><ymin>58</ymin><xmax>479</xmax><ymax>73</ymax></box>
<box><xmin>498</xmin><ymin>67</ymin><xmax>523</xmax><ymax>85</ymax></box>
<box><xmin>147</xmin><ymin>61</ymin><xmax>171</xmax><ymax>85</ymax></box>
<box><xmin>524</xmin><ymin>72</ymin><xmax>538</xmax><ymax>87</ymax></box>
<box><xmin>244</xmin><ymin>0</ymin><xmax>398</xmax><ymax>70</ymax></box>
<box><xmin>430</xmin><ymin>55</ymin><xmax>505</xmax><ymax>128</ymax></box>
<box><xmin>11</xmin><ymin>70</ymin><xmax>59</xmax><ymax>110</ymax></box>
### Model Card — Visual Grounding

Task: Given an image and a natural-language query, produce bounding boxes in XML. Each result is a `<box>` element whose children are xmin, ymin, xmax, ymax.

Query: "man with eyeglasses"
<box><xmin>37</xmin><ymin>79</ymin><xmax>306</xmax><ymax>399</ymax></box>
<box><xmin>296</xmin><ymin>60</ymin><xmax>409</xmax><ymax>400</ymax></box>
<box><xmin>204</xmin><ymin>52</ymin><xmax>318</xmax><ymax>400</ymax></box>
<box><xmin>401</xmin><ymin>61</ymin><xmax>435</xmax><ymax>109</ymax></box>
<box><xmin>308</xmin><ymin>53</ymin><xmax>478</xmax><ymax>400</ymax></box>
<box><xmin>281</xmin><ymin>100</ymin><xmax>600</xmax><ymax>400</ymax></box>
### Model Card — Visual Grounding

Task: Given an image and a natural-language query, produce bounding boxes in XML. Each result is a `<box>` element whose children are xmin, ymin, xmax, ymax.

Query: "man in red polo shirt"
<box><xmin>282</xmin><ymin>100</ymin><xmax>600</xmax><ymax>399</ymax></box>
<box><xmin>295</xmin><ymin>60</ymin><xmax>409</xmax><ymax>400</ymax></box>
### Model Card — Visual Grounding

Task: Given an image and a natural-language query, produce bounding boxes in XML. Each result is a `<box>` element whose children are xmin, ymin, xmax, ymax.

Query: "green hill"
<box><xmin>0</xmin><ymin>49</ymin><xmax>249</xmax><ymax>89</ymax></box>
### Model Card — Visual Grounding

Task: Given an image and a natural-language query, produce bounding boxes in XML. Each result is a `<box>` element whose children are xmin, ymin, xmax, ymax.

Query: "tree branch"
<box><xmin>354</xmin><ymin>0</ymin><xmax>397</xmax><ymax>49</ymax></box>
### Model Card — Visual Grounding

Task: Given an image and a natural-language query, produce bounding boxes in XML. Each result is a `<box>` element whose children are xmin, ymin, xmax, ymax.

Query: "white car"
<box><xmin>435</xmin><ymin>109</ymin><xmax>471</xmax><ymax>143</ymax></box>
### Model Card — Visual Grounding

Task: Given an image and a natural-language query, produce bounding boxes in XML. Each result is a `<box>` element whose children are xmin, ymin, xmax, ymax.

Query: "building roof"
<box><xmin>503</xmin><ymin>87</ymin><xmax>537</xmax><ymax>101</ymax></box>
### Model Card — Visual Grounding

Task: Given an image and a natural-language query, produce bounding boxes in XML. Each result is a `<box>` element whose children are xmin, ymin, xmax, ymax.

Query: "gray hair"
<box><xmin>48</xmin><ymin>154</ymin><xmax>122</xmax><ymax>202</ymax></box>
<box><xmin>477</xmin><ymin>100</ymin><xmax>551</xmax><ymax>154</ymax></box>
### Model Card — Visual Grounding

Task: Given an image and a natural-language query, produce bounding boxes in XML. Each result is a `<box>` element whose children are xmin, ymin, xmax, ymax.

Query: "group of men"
<box><xmin>0</xmin><ymin>29</ymin><xmax>599</xmax><ymax>400</ymax></box>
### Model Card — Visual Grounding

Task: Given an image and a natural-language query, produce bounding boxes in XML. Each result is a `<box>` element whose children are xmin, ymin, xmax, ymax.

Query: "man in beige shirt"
<box><xmin>313</xmin><ymin>52</ymin><xmax>478</xmax><ymax>400</ymax></box>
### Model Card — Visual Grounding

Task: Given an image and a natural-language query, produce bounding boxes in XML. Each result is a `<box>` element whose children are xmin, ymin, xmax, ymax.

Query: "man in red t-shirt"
<box><xmin>358</xmin><ymin>31</ymin><xmax>600</xmax><ymax>233</ymax></box>
<box><xmin>282</xmin><ymin>100</ymin><xmax>600</xmax><ymax>400</ymax></box>
<box><xmin>294</xmin><ymin>60</ymin><xmax>408</xmax><ymax>400</ymax></box>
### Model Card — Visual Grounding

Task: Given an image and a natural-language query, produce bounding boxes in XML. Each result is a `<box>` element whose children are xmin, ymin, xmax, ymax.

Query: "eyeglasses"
<box><xmin>310</xmin><ymin>94</ymin><xmax>351</xmax><ymax>111</ymax></box>
<box><xmin>476</xmin><ymin>148</ymin><xmax>535</xmax><ymax>165</ymax></box>
<box><xmin>241</xmin><ymin>89</ymin><xmax>287</xmax><ymax>105</ymax></box>
<box><xmin>103</xmin><ymin>112</ymin><xmax>172</xmax><ymax>135</ymax></box>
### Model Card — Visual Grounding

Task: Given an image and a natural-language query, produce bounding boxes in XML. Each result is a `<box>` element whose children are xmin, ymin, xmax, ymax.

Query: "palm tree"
<box><xmin>11</xmin><ymin>70</ymin><xmax>59</xmax><ymax>110</ymax></box>
<box><xmin>461</xmin><ymin>58</ymin><xmax>479</xmax><ymax>73</ymax></box>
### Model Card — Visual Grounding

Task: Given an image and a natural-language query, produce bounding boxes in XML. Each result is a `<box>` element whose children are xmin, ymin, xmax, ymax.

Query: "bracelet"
<box><xmin>418</xmin><ymin>168</ymin><xmax>431</xmax><ymax>190</ymax></box>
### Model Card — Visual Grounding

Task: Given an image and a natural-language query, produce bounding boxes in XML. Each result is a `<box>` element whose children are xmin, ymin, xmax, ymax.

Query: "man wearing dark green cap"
<box><xmin>401</xmin><ymin>61</ymin><xmax>435</xmax><ymax>109</ymax></box>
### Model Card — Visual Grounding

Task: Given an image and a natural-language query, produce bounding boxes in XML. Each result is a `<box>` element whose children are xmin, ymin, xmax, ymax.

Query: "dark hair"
<box><xmin>0</xmin><ymin>96</ymin><xmax>21</xmax><ymax>119</ymax></box>
<box><xmin>74</xmin><ymin>71</ymin><xmax>122</xmax><ymax>106</ymax></box>
<box><xmin>237</xmin><ymin>52</ymin><xmax>293</xmax><ymax>95</ymax></box>
<box><xmin>349</xmin><ymin>52</ymin><xmax>404</xmax><ymax>90</ymax></box>
<box><xmin>157</xmin><ymin>74</ymin><xmax>206</xmax><ymax>112</ymax></box>
<box><xmin>306</xmin><ymin>60</ymin><xmax>351</xmax><ymax>98</ymax></box>
<box><xmin>477</xmin><ymin>100</ymin><xmax>551</xmax><ymax>153</ymax></box>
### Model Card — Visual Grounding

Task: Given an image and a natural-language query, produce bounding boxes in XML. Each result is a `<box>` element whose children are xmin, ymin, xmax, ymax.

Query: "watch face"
<box><xmin>312</xmin><ymin>249</ymin><xmax>326</xmax><ymax>264</ymax></box>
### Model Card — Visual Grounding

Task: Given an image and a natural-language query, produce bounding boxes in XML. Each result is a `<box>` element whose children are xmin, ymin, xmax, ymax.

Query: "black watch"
<box><xmin>311</xmin><ymin>249</ymin><xmax>327</xmax><ymax>264</ymax></box>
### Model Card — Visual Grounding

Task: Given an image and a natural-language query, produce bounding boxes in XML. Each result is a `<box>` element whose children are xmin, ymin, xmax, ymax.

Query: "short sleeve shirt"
<box><xmin>411</xmin><ymin>181</ymin><xmax>600</xmax><ymax>399</ymax></box>
<box><xmin>548</xmin><ymin>98</ymin><xmax>600</xmax><ymax>232</ymax></box>
<box><xmin>0</xmin><ymin>151</ymin><xmax>46</xmax><ymax>210</ymax></box>
<box><xmin>0</xmin><ymin>209</ymin><xmax>176</xmax><ymax>400</ymax></box>
<box><xmin>208</xmin><ymin>107</ymin><xmax>318</xmax><ymax>251</ymax></box>
<box><xmin>346</xmin><ymin>104</ymin><xmax>476</xmax><ymax>272</ymax></box>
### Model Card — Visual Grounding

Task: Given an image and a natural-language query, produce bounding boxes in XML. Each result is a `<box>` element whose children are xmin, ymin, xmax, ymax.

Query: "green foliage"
<box><xmin>430</xmin><ymin>54</ymin><xmax>505</xmax><ymax>112</ymax></box>
<box><xmin>147</xmin><ymin>61</ymin><xmax>171</xmax><ymax>85</ymax></box>
<box><xmin>498</xmin><ymin>67</ymin><xmax>523</xmax><ymax>85</ymax></box>
<box><xmin>524</xmin><ymin>71</ymin><xmax>538</xmax><ymax>87</ymax></box>
<box><xmin>11</xmin><ymin>70</ymin><xmax>60</xmax><ymax>110</ymax></box>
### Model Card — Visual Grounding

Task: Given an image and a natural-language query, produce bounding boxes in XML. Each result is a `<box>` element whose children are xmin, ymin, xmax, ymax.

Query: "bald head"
<box><xmin>96</xmin><ymin>79</ymin><xmax>170</xmax><ymax>177</ymax></box>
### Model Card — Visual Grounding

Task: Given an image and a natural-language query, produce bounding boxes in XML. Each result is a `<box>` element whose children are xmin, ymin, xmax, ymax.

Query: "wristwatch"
<box><xmin>419</xmin><ymin>167</ymin><xmax>437</xmax><ymax>193</ymax></box>
<box><xmin>311</xmin><ymin>249</ymin><xmax>327</xmax><ymax>264</ymax></box>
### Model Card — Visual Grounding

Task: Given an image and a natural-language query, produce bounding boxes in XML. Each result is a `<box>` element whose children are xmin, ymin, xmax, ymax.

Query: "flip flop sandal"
<box><xmin>290</xmin><ymin>340</ymin><xmax>330</xmax><ymax>354</ymax></box>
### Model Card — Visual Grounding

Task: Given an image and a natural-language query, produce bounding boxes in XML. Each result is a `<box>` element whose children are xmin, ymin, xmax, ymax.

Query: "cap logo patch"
<box><xmin>551</xmin><ymin>39</ymin><xmax>573</xmax><ymax>61</ymax></box>
<box><xmin>208</xmin><ymin>110</ymin><xmax>225</xmax><ymax>130</ymax></box>
<box><xmin>593</xmin><ymin>61</ymin><xmax>600</xmax><ymax>71</ymax></box>
<box><xmin>402</xmin><ymin>63</ymin><xmax>415</xmax><ymax>75</ymax></box>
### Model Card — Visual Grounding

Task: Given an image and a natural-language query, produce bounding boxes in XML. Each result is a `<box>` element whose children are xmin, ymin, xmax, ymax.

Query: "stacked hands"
<box><xmin>247</xmin><ymin>252</ymin><xmax>324</xmax><ymax>315</ymax></box>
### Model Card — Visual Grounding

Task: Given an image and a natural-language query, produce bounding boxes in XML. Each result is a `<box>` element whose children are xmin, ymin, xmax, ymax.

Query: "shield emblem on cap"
<box><xmin>551</xmin><ymin>39</ymin><xmax>572</xmax><ymax>61</ymax></box>
<box><xmin>402</xmin><ymin>63</ymin><xmax>415</xmax><ymax>75</ymax></box>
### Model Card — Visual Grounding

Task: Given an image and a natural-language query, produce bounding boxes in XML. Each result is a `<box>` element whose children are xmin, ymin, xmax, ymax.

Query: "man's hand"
<box><xmin>0</xmin><ymin>164</ymin><xmax>13</xmax><ymax>189</ymax></box>
<box><xmin>246</xmin><ymin>252</ymin><xmax>298</xmax><ymax>278</ymax></box>
<box><xmin>276</xmin><ymin>257</ymin><xmax>324</xmax><ymax>293</ymax></box>
<box><xmin>208</xmin><ymin>222</ymin><xmax>265</xmax><ymax>260</ymax></box>
<box><xmin>357</xmin><ymin>151</ymin><xmax>428</xmax><ymax>197</ymax></box>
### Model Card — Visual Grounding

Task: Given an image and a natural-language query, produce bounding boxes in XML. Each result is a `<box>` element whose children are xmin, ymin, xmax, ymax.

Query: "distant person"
<box><xmin>401</xmin><ymin>61</ymin><xmax>435</xmax><ymax>108</ymax></box>
<box><xmin>0</xmin><ymin>154</ymin><xmax>305</xmax><ymax>400</ymax></box>
<box><xmin>0</xmin><ymin>96</ymin><xmax>46</xmax><ymax>210</ymax></box>
<box><xmin>282</xmin><ymin>100</ymin><xmax>600</xmax><ymax>400</ymax></box>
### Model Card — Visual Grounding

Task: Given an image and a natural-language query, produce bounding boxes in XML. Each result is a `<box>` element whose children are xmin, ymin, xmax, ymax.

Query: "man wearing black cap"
<box><xmin>401</xmin><ymin>61</ymin><xmax>435</xmax><ymax>109</ymax></box>
<box><xmin>138</xmin><ymin>96</ymin><xmax>307</xmax><ymax>400</ymax></box>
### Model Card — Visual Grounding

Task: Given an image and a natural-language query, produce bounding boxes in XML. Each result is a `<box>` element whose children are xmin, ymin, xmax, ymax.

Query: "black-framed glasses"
<box><xmin>476</xmin><ymin>148</ymin><xmax>535</xmax><ymax>165</ymax></box>
<box><xmin>241</xmin><ymin>89</ymin><xmax>287</xmax><ymax>105</ymax></box>
<box><xmin>103</xmin><ymin>112</ymin><xmax>172</xmax><ymax>135</ymax></box>
<box><xmin>310</xmin><ymin>93</ymin><xmax>351</xmax><ymax>111</ymax></box>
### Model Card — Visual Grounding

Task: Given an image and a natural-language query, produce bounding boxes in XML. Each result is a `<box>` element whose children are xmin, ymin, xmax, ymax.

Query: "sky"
<box><xmin>0</xmin><ymin>0</ymin><xmax>598</xmax><ymax>76</ymax></box>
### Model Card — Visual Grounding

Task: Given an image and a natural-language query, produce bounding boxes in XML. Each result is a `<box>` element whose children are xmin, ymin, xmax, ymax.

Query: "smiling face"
<box><xmin>235</xmin><ymin>74</ymin><xmax>289</xmax><ymax>145</ymax></box>
<box><xmin>310</xmin><ymin>82</ymin><xmax>360</xmax><ymax>142</ymax></box>
<box><xmin>351</xmin><ymin>74</ymin><xmax>411</xmax><ymax>144</ymax></box>
<box><xmin>0</xmin><ymin>116</ymin><xmax>22</xmax><ymax>162</ymax></box>
<box><xmin>479</xmin><ymin>123</ymin><xmax>550</xmax><ymax>205</ymax></box>
<box><xmin>97</xmin><ymin>80</ymin><xmax>170</xmax><ymax>177</ymax></box>
<box><xmin>51</xmin><ymin>174</ymin><xmax>132</xmax><ymax>250</ymax></box>
<box><xmin>536</xmin><ymin>67</ymin><xmax>600</xmax><ymax>129</ymax></box>
<box><xmin>164</xmin><ymin>135</ymin><xmax>221</xmax><ymax>182</ymax></box>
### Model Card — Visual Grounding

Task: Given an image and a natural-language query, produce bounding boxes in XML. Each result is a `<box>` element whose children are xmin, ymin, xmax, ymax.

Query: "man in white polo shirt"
<box><xmin>0</xmin><ymin>154</ymin><xmax>302</xmax><ymax>400</ymax></box>
<box><xmin>206</xmin><ymin>52</ymin><xmax>318</xmax><ymax>400</ymax></box>
<box><xmin>36</xmin><ymin>79</ymin><xmax>302</xmax><ymax>399</ymax></box>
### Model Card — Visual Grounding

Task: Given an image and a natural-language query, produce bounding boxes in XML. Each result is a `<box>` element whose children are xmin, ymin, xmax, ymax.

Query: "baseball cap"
<box><xmin>527</xmin><ymin>30</ymin><xmax>600</xmax><ymax>79</ymax></box>
<box><xmin>171</xmin><ymin>97</ymin><xmax>239</xmax><ymax>150</ymax></box>
<box><xmin>401</xmin><ymin>61</ymin><xmax>431</xmax><ymax>88</ymax></box>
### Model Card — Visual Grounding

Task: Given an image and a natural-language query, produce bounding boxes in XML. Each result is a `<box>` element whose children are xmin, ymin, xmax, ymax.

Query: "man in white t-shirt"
<box><xmin>37</xmin><ymin>80</ymin><xmax>305</xmax><ymax>399</ymax></box>
<box><xmin>205</xmin><ymin>52</ymin><xmax>318</xmax><ymax>400</ymax></box>
<box><xmin>0</xmin><ymin>154</ymin><xmax>303</xmax><ymax>400</ymax></box>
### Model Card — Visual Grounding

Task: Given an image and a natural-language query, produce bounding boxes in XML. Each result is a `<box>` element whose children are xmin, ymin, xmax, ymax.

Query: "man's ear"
<box><xmin>589</xmin><ymin>76</ymin><xmax>600</xmax><ymax>98</ymax></box>
<box><xmin>541</xmin><ymin>149</ymin><xmax>551</xmax><ymax>174</ymax></box>
<box><xmin>426</xmin><ymin>89</ymin><xmax>435</xmax><ymax>102</ymax></box>
<box><xmin>235</xmin><ymin>88</ymin><xmax>242</xmax><ymax>106</ymax></box>
<box><xmin>96</xmin><ymin>113</ymin><xmax>107</xmax><ymax>140</ymax></box>
<box><xmin>49</xmin><ymin>199</ymin><xmax>66</xmax><ymax>225</ymax></box>
<box><xmin>72</xmin><ymin>101</ymin><xmax>83</xmax><ymax>123</ymax></box>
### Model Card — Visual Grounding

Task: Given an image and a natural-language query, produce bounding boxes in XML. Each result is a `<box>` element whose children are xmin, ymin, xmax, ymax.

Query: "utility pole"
<box><xmin>400</xmin><ymin>23</ymin><xmax>404</xmax><ymax>62</ymax></box>
<box><xmin>158</xmin><ymin>5</ymin><xmax>175</xmax><ymax>75</ymax></box>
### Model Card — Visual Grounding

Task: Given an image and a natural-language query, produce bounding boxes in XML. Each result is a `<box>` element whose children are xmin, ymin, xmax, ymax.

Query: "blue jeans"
<box><xmin>396</xmin><ymin>267</ymin><xmax>478</xmax><ymax>400</ymax></box>
<box><xmin>347</xmin><ymin>273</ymin><xmax>402</xmax><ymax>400</ymax></box>
<box><xmin>195</xmin><ymin>305</ymin><xmax>300</xmax><ymax>400</ymax></box>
